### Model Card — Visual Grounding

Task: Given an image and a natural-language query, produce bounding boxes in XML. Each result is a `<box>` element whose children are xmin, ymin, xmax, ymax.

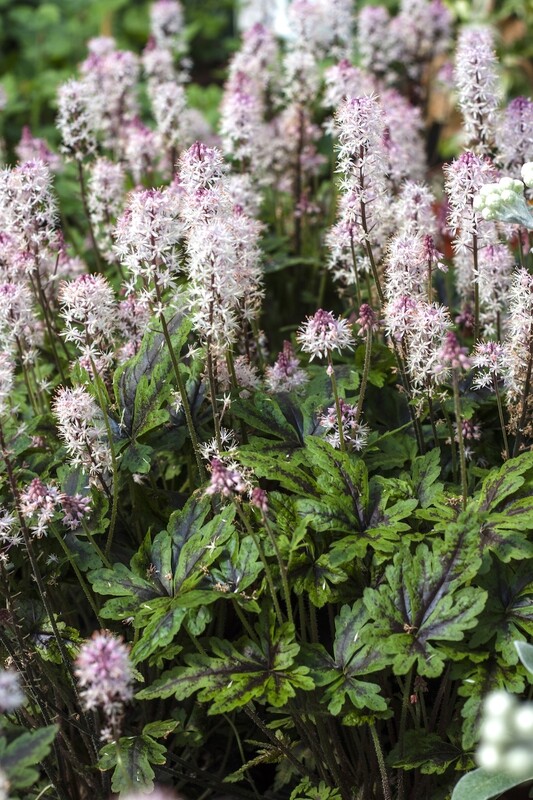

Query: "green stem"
<box><xmin>50</xmin><ymin>526</ymin><xmax>102</xmax><ymax>624</ymax></box>
<box><xmin>493</xmin><ymin>376</ymin><xmax>510</xmax><ymax>460</ymax></box>
<box><xmin>263</xmin><ymin>516</ymin><xmax>294</xmax><ymax>627</ymax></box>
<box><xmin>235</xmin><ymin>503</ymin><xmax>284</xmax><ymax>627</ymax></box>
<box><xmin>328</xmin><ymin>353</ymin><xmax>346</xmax><ymax>452</ymax></box>
<box><xmin>153</xmin><ymin>281</ymin><xmax>205</xmax><ymax>481</ymax></box>
<box><xmin>355</xmin><ymin>328</ymin><xmax>372</xmax><ymax>423</ymax></box>
<box><xmin>369</xmin><ymin>722</ymin><xmax>392</xmax><ymax>800</ymax></box>
<box><xmin>473</xmin><ymin>232</ymin><xmax>480</xmax><ymax>342</ymax></box>
<box><xmin>452</xmin><ymin>371</ymin><xmax>468</xmax><ymax>510</ymax></box>
<box><xmin>90</xmin><ymin>361</ymin><xmax>119</xmax><ymax>558</ymax></box>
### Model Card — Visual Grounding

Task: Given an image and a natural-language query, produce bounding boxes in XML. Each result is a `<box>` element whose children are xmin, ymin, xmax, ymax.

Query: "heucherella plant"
<box><xmin>2</xmin><ymin>1</ymin><xmax>533</xmax><ymax>799</ymax></box>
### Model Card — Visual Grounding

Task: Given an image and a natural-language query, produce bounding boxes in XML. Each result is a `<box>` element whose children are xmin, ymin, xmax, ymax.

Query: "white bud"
<box><xmin>476</xmin><ymin>743</ymin><xmax>503</xmax><ymax>771</ymax></box>
<box><xmin>480</xmin><ymin>717</ymin><xmax>510</xmax><ymax>744</ymax></box>
<box><xmin>504</xmin><ymin>746</ymin><xmax>533</xmax><ymax>776</ymax></box>
<box><xmin>521</xmin><ymin>162</ymin><xmax>533</xmax><ymax>189</ymax></box>
<box><xmin>484</xmin><ymin>691</ymin><xmax>516</xmax><ymax>718</ymax></box>
<box><xmin>513</xmin><ymin>705</ymin><xmax>533</xmax><ymax>736</ymax></box>
<box><xmin>499</xmin><ymin>177</ymin><xmax>514</xmax><ymax>190</ymax></box>
<box><xmin>485</xmin><ymin>192</ymin><xmax>501</xmax><ymax>207</ymax></box>
<box><xmin>482</xmin><ymin>207</ymin><xmax>495</xmax><ymax>220</ymax></box>
<box><xmin>501</xmin><ymin>189</ymin><xmax>515</xmax><ymax>202</ymax></box>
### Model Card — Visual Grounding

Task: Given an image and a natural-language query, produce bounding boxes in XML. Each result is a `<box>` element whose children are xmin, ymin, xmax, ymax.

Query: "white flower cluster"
<box><xmin>474</xmin><ymin>175</ymin><xmax>533</xmax><ymax>228</ymax></box>
<box><xmin>477</xmin><ymin>690</ymin><xmax>533</xmax><ymax>777</ymax></box>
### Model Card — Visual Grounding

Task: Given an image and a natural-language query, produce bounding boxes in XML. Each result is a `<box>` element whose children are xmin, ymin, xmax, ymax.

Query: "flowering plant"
<box><xmin>1</xmin><ymin>2</ymin><xmax>533</xmax><ymax>800</ymax></box>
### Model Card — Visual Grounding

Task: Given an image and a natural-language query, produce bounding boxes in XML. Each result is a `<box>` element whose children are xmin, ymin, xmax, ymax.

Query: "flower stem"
<box><xmin>328</xmin><ymin>353</ymin><xmax>346</xmax><ymax>452</ymax></box>
<box><xmin>355</xmin><ymin>328</ymin><xmax>372</xmax><ymax>423</ymax></box>
<box><xmin>369</xmin><ymin>722</ymin><xmax>392</xmax><ymax>800</ymax></box>
<box><xmin>452</xmin><ymin>370</ymin><xmax>468</xmax><ymax>510</ymax></box>
<box><xmin>493</xmin><ymin>376</ymin><xmax>510</xmax><ymax>460</ymax></box>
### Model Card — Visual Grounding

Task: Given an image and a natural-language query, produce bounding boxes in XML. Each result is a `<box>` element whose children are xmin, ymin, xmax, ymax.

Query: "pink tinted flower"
<box><xmin>75</xmin><ymin>631</ymin><xmax>133</xmax><ymax>738</ymax></box>
<box><xmin>205</xmin><ymin>458</ymin><xmax>247</xmax><ymax>498</ymax></box>
<box><xmin>250</xmin><ymin>487</ymin><xmax>269</xmax><ymax>514</ymax></box>
<box><xmin>19</xmin><ymin>478</ymin><xmax>61</xmax><ymax>537</ymax></box>
<box><xmin>472</xmin><ymin>340</ymin><xmax>505</xmax><ymax>389</ymax></box>
<box><xmin>60</xmin><ymin>493</ymin><xmax>91</xmax><ymax>530</ymax></box>
<box><xmin>356</xmin><ymin>304</ymin><xmax>379</xmax><ymax>335</ymax></box>
<box><xmin>56</xmin><ymin>79</ymin><xmax>97</xmax><ymax>160</ymax></box>
<box><xmin>265</xmin><ymin>341</ymin><xmax>308</xmax><ymax>393</ymax></box>
<box><xmin>496</xmin><ymin>97</ymin><xmax>533</xmax><ymax>178</ymax></box>
<box><xmin>16</xmin><ymin>126</ymin><xmax>61</xmax><ymax>172</ymax></box>
<box><xmin>297</xmin><ymin>309</ymin><xmax>355</xmax><ymax>361</ymax></box>
<box><xmin>319</xmin><ymin>399</ymin><xmax>369</xmax><ymax>451</ymax></box>
<box><xmin>435</xmin><ymin>332</ymin><xmax>472</xmax><ymax>373</ymax></box>
<box><xmin>455</xmin><ymin>26</ymin><xmax>501</xmax><ymax>153</ymax></box>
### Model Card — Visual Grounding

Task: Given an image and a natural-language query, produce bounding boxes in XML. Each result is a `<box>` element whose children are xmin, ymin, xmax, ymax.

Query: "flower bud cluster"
<box><xmin>477</xmin><ymin>691</ymin><xmax>533</xmax><ymax>777</ymax></box>
<box><xmin>474</xmin><ymin>177</ymin><xmax>533</xmax><ymax>228</ymax></box>
<box><xmin>52</xmin><ymin>386</ymin><xmax>112</xmax><ymax>483</ymax></box>
<box><xmin>297</xmin><ymin>310</ymin><xmax>355</xmax><ymax>362</ymax></box>
<box><xmin>75</xmin><ymin>630</ymin><xmax>133</xmax><ymax>740</ymax></box>
<box><xmin>319</xmin><ymin>399</ymin><xmax>370</xmax><ymax>452</ymax></box>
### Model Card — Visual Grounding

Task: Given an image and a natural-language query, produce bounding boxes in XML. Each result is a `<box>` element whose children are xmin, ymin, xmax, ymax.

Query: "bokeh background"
<box><xmin>0</xmin><ymin>0</ymin><xmax>531</xmax><ymax>159</ymax></box>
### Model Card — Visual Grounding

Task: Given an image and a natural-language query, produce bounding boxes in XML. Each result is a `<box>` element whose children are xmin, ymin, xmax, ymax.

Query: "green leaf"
<box><xmin>481</xmin><ymin>495</ymin><xmax>533</xmax><ymax>562</ymax></box>
<box><xmin>470</xmin><ymin>560</ymin><xmax>533</xmax><ymax>663</ymax></box>
<box><xmin>303</xmin><ymin>601</ymin><xmax>388</xmax><ymax>714</ymax></box>
<box><xmin>409</xmin><ymin>448</ymin><xmax>444</xmax><ymax>508</ymax></box>
<box><xmin>120</xmin><ymin>442</ymin><xmax>154</xmax><ymax>474</ymax></box>
<box><xmin>130</xmin><ymin>603</ymin><xmax>188</xmax><ymax>665</ymax></box>
<box><xmin>363</xmin><ymin>513</ymin><xmax>486</xmax><ymax>677</ymax></box>
<box><xmin>458</xmin><ymin>659</ymin><xmax>526</xmax><ymax>750</ymax></box>
<box><xmin>210</xmin><ymin>533</ymin><xmax>262</xmax><ymax>593</ymax></box>
<box><xmin>142</xmin><ymin>720</ymin><xmax>179</xmax><ymax>739</ymax></box>
<box><xmin>290</xmin><ymin>553</ymin><xmax>347</xmax><ymax>607</ymax></box>
<box><xmin>98</xmin><ymin>735</ymin><xmax>167</xmax><ymax>793</ymax></box>
<box><xmin>88</xmin><ymin>563</ymin><xmax>160</xmax><ymax>601</ymax></box>
<box><xmin>114</xmin><ymin>309</ymin><xmax>191</xmax><ymax>440</ymax></box>
<box><xmin>237</xmin><ymin>449</ymin><xmax>316</xmax><ymax>496</ymax></box>
<box><xmin>451</xmin><ymin>768</ymin><xmax>533</xmax><ymax>800</ymax></box>
<box><xmin>0</xmin><ymin>725</ymin><xmax>58</xmax><ymax>789</ymax></box>
<box><xmin>389</xmin><ymin>730</ymin><xmax>462</xmax><ymax>774</ymax></box>
<box><xmin>233</xmin><ymin>393</ymin><xmax>301</xmax><ymax>444</ymax></box>
<box><xmin>476</xmin><ymin>452</ymin><xmax>533</xmax><ymax>513</ymax></box>
<box><xmin>137</xmin><ymin>614</ymin><xmax>314</xmax><ymax>713</ymax></box>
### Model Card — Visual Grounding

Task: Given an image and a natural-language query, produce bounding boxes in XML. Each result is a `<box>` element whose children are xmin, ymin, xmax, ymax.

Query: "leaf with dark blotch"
<box><xmin>388</xmin><ymin>730</ymin><xmax>462</xmax><ymax>774</ymax></box>
<box><xmin>130</xmin><ymin>603</ymin><xmax>187</xmax><ymax>664</ymax></box>
<box><xmin>408</xmin><ymin>448</ymin><xmax>444</xmax><ymax>508</ymax></box>
<box><xmin>477</xmin><ymin>452</ymin><xmax>533</xmax><ymax>512</ymax></box>
<box><xmin>98</xmin><ymin>735</ymin><xmax>166</xmax><ymax>793</ymax></box>
<box><xmin>210</xmin><ymin>533</ymin><xmax>262</xmax><ymax>593</ymax></box>
<box><xmin>469</xmin><ymin>560</ymin><xmax>533</xmax><ymax>664</ymax></box>
<box><xmin>89</xmin><ymin>562</ymin><xmax>161</xmax><ymax>601</ymax></box>
<box><xmin>302</xmin><ymin>601</ymin><xmax>388</xmax><ymax>714</ymax></box>
<box><xmin>113</xmin><ymin>310</ymin><xmax>191</xmax><ymax>439</ymax></box>
<box><xmin>137</xmin><ymin>618</ymin><xmax>314</xmax><ymax>713</ymax></box>
<box><xmin>290</xmin><ymin>553</ymin><xmax>347</xmax><ymax>607</ymax></box>
<box><xmin>363</xmin><ymin>517</ymin><xmax>486</xmax><ymax>677</ymax></box>
<box><xmin>237</xmin><ymin>449</ymin><xmax>316</xmax><ymax>496</ymax></box>
<box><xmin>233</xmin><ymin>392</ymin><xmax>301</xmax><ymax>443</ymax></box>
<box><xmin>172</xmin><ymin>505</ymin><xmax>235</xmax><ymax>593</ymax></box>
